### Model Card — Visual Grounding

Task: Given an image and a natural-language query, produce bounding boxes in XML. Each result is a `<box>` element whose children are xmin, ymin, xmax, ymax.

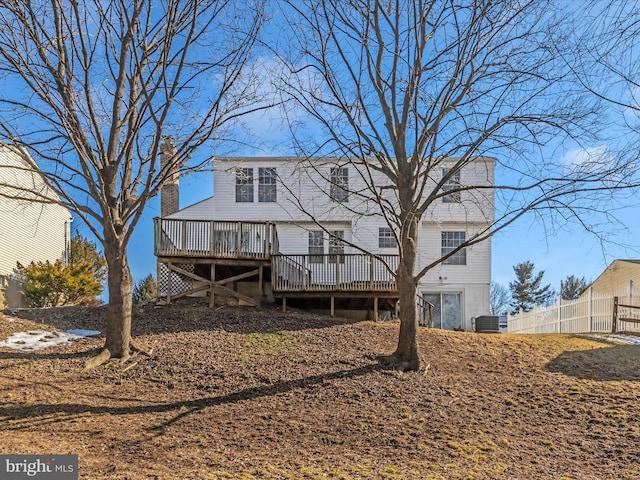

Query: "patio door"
<box><xmin>423</xmin><ymin>293</ymin><xmax>462</xmax><ymax>330</ymax></box>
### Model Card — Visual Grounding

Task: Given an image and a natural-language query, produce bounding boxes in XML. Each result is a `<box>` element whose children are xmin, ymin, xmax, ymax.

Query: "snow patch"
<box><xmin>0</xmin><ymin>329</ymin><xmax>100</xmax><ymax>351</ymax></box>
<box><xmin>581</xmin><ymin>334</ymin><xmax>640</xmax><ymax>346</ymax></box>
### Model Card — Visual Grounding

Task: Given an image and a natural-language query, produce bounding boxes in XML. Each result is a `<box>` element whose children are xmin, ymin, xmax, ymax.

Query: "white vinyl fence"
<box><xmin>507</xmin><ymin>284</ymin><xmax>640</xmax><ymax>334</ymax></box>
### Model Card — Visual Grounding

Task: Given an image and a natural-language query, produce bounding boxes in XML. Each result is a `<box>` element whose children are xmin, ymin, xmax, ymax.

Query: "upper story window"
<box><xmin>442</xmin><ymin>231</ymin><xmax>466</xmax><ymax>265</ymax></box>
<box><xmin>442</xmin><ymin>168</ymin><xmax>461</xmax><ymax>203</ymax></box>
<box><xmin>309</xmin><ymin>230</ymin><xmax>324</xmax><ymax>264</ymax></box>
<box><xmin>328</xmin><ymin>230</ymin><xmax>345</xmax><ymax>264</ymax></box>
<box><xmin>330</xmin><ymin>167</ymin><xmax>349</xmax><ymax>203</ymax></box>
<box><xmin>258</xmin><ymin>167</ymin><xmax>277</xmax><ymax>202</ymax></box>
<box><xmin>235</xmin><ymin>168</ymin><xmax>253</xmax><ymax>203</ymax></box>
<box><xmin>379</xmin><ymin>227</ymin><xmax>397</xmax><ymax>248</ymax></box>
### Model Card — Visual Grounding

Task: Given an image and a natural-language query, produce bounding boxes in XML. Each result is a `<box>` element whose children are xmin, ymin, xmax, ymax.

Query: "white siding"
<box><xmin>417</xmin><ymin>222</ymin><xmax>491</xmax><ymax>331</ymax></box>
<box><xmin>165</xmin><ymin>156</ymin><xmax>495</xmax><ymax>328</ymax></box>
<box><xmin>166</xmin><ymin>197</ymin><xmax>215</xmax><ymax>220</ymax></box>
<box><xmin>0</xmin><ymin>145</ymin><xmax>71</xmax><ymax>277</ymax></box>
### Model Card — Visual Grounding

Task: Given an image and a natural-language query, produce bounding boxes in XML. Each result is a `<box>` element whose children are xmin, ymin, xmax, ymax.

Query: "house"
<box><xmin>154</xmin><ymin>154</ymin><xmax>494</xmax><ymax>331</ymax></box>
<box><xmin>0</xmin><ymin>142</ymin><xmax>72</xmax><ymax>307</ymax></box>
<box><xmin>586</xmin><ymin>259</ymin><xmax>640</xmax><ymax>298</ymax></box>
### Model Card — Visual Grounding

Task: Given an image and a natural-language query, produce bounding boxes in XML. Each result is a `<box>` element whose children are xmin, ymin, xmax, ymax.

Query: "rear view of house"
<box><xmin>155</xmin><ymin>156</ymin><xmax>494</xmax><ymax>331</ymax></box>
<box><xmin>0</xmin><ymin>143</ymin><xmax>72</xmax><ymax>307</ymax></box>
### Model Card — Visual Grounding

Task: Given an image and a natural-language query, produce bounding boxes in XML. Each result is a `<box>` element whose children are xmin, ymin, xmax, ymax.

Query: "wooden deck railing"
<box><xmin>271</xmin><ymin>254</ymin><xmax>398</xmax><ymax>293</ymax></box>
<box><xmin>154</xmin><ymin>218</ymin><xmax>278</xmax><ymax>260</ymax></box>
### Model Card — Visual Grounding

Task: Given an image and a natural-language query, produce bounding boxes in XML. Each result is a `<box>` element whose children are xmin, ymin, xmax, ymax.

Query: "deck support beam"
<box><xmin>374</xmin><ymin>296</ymin><xmax>378</xmax><ymax>322</ymax></box>
<box><xmin>209</xmin><ymin>264</ymin><xmax>215</xmax><ymax>308</ymax></box>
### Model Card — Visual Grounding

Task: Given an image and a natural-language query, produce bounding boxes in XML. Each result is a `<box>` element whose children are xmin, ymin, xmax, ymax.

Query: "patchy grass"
<box><xmin>1</xmin><ymin>305</ymin><xmax>640</xmax><ymax>479</ymax></box>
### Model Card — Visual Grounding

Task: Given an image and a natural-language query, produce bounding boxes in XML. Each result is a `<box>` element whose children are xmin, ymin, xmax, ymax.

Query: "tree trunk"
<box><xmin>390</xmin><ymin>218</ymin><xmax>422</xmax><ymax>371</ymax></box>
<box><xmin>394</xmin><ymin>262</ymin><xmax>421</xmax><ymax>370</ymax></box>
<box><xmin>103</xmin><ymin>241</ymin><xmax>133</xmax><ymax>360</ymax></box>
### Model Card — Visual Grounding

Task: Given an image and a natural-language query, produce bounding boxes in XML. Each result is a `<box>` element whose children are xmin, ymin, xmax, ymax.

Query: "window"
<box><xmin>235</xmin><ymin>168</ymin><xmax>253</xmax><ymax>202</ymax></box>
<box><xmin>309</xmin><ymin>230</ymin><xmax>324</xmax><ymax>263</ymax></box>
<box><xmin>379</xmin><ymin>227</ymin><xmax>397</xmax><ymax>248</ymax></box>
<box><xmin>258</xmin><ymin>167</ymin><xmax>277</xmax><ymax>202</ymax></box>
<box><xmin>441</xmin><ymin>231</ymin><xmax>466</xmax><ymax>265</ymax></box>
<box><xmin>328</xmin><ymin>230</ymin><xmax>345</xmax><ymax>264</ymax></box>
<box><xmin>330</xmin><ymin>167</ymin><xmax>349</xmax><ymax>202</ymax></box>
<box><xmin>442</xmin><ymin>168</ymin><xmax>461</xmax><ymax>203</ymax></box>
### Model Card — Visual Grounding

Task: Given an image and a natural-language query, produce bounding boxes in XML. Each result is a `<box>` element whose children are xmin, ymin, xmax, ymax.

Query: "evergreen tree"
<box><xmin>132</xmin><ymin>275</ymin><xmax>157</xmax><ymax>305</ymax></box>
<box><xmin>509</xmin><ymin>261</ymin><xmax>554</xmax><ymax>313</ymax></box>
<box><xmin>560</xmin><ymin>275</ymin><xmax>589</xmax><ymax>300</ymax></box>
<box><xmin>69</xmin><ymin>233</ymin><xmax>108</xmax><ymax>285</ymax></box>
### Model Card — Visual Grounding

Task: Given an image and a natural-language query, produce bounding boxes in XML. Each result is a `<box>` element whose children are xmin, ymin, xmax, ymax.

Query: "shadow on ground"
<box><xmin>0</xmin><ymin>361</ymin><xmax>386</xmax><ymax>432</ymax></box>
<box><xmin>545</xmin><ymin>344</ymin><xmax>640</xmax><ymax>381</ymax></box>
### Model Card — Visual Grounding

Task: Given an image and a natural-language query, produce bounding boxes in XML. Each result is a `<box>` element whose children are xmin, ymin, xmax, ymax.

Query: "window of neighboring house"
<box><xmin>441</xmin><ymin>231</ymin><xmax>466</xmax><ymax>265</ymax></box>
<box><xmin>235</xmin><ymin>168</ymin><xmax>253</xmax><ymax>202</ymax></box>
<box><xmin>328</xmin><ymin>230</ymin><xmax>345</xmax><ymax>264</ymax></box>
<box><xmin>442</xmin><ymin>168</ymin><xmax>461</xmax><ymax>203</ymax></box>
<box><xmin>378</xmin><ymin>227</ymin><xmax>397</xmax><ymax>248</ymax></box>
<box><xmin>330</xmin><ymin>167</ymin><xmax>349</xmax><ymax>202</ymax></box>
<box><xmin>258</xmin><ymin>167</ymin><xmax>277</xmax><ymax>202</ymax></box>
<box><xmin>309</xmin><ymin>230</ymin><xmax>324</xmax><ymax>263</ymax></box>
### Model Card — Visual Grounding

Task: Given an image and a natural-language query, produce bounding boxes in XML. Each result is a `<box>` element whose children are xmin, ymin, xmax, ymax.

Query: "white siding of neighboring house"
<box><xmin>163</xmin><ymin>156</ymin><xmax>494</xmax><ymax>330</ymax></box>
<box><xmin>0</xmin><ymin>144</ymin><xmax>72</xmax><ymax>278</ymax></box>
<box><xmin>586</xmin><ymin>260</ymin><xmax>640</xmax><ymax>296</ymax></box>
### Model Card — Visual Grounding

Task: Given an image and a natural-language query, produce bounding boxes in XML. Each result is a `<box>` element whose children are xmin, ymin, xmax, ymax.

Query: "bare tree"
<box><xmin>0</xmin><ymin>0</ymin><xmax>265</xmax><ymax>368</ymax></box>
<box><xmin>490</xmin><ymin>282</ymin><xmax>510</xmax><ymax>316</ymax></box>
<box><xmin>278</xmin><ymin>0</ymin><xmax>640</xmax><ymax>370</ymax></box>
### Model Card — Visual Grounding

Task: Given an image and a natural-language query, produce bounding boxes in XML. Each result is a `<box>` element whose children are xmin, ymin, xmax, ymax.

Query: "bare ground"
<box><xmin>1</xmin><ymin>303</ymin><xmax>640</xmax><ymax>479</ymax></box>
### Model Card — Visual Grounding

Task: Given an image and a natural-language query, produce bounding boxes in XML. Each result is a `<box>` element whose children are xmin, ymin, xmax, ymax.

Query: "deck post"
<box><xmin>282</xmin><ymin>296</ymin><xmax>287</xmax><ymax>313</ymax></box>
<box><xmin>181</xmin><ymin>220</ymin><xmax>187</xmax><ymax>255</ymax></box>
<box><xmin>258</xmin><ymin>265</ymin><xmax>263</xmax><ymax>306</ymax></box>
<box><xmin>210</xmin><ymin>221</ymin><xmax>215</xmax><ymax>256</ymax></box>
<box><xmin>331</xmin><ymin>296</ymin><xmax>335</xmax><ymax>317</ymax></box>
<box><xmin>374</xmin><ymin>296</ymin><xmax>378</xmax><ymax>321</ymax></box>
<box><xmin>209</xmin><ymin>264</ymin><xmax>216</xmax><ymax>309</ymax></box>
<box><xmin>302</xmin><ymin>256</ymin><xmax>308</xmax><ymax>289</ymax></box>
<box><xmin>166</xmin><ymin>262</ymin><xmax>173</xmax><ymax>305</ymax></box>
<box><xmin>369</xmin><ymin>255</ymin><xmax>374</xmax><ymax>291</ymax></box>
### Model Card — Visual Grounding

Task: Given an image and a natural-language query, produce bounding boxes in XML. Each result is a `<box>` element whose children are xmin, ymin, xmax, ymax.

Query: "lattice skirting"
<box><xmin>157</xmin><ymin>262</ymin><xmax>195</xmax><ymax>298</ymax></box>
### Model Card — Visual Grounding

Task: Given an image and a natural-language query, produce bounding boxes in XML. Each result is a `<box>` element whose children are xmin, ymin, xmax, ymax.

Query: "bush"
<box><xmin>17</xmin><ymin>233</ymin><xmax>107</xmax><ymax>307</ymax></box>
<box><xmin>17</xmin><ymin>259</ymin><xmax>103</xmax><ymax>307</ymax></box>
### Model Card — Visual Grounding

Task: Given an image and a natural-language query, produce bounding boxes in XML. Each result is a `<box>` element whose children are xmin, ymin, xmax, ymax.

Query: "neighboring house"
<box><xmin>155</xmin><ymin>156</ymin><xmax>494</xmax><ymax>331</ymax></box>
<box><xmin>0</xmin><ymin>142</ymin><xmax>72</xmax><ymax>308</ymax></box>
<box><xmin>585</xmin><ymin>259</ymin><xmax>640</xmax><ymax>298</ymax></box>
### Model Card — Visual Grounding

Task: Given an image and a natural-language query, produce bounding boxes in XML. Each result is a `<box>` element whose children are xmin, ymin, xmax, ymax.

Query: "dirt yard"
<box><xmin>1</xmin><ymin>303</ymin><xmax>639</xmax><ymax>479</ymax></box>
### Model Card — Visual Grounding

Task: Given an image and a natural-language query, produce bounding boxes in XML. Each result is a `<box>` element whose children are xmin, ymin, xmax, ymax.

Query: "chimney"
<box><xmin>160</xmin><ymin>136</ymin><xmax>179</xmax><ymax>216</ymax></box>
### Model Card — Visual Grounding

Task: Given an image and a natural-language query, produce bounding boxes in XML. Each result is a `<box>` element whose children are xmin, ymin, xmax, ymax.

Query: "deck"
<box><xmin>155</xmin><ymin>218</ymin><xmax>399</xmax><ymax>312</ymax></box>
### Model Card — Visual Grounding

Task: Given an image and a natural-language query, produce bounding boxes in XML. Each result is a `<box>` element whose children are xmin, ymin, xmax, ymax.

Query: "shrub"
<box><xmin>17</xmin><ymin>259</ymin><xmax>103</xmax><ymax>307</ymax></box>
<box><xmin>17</xmin><ymin>233</ymin><xmax>107</xmax><ymax>307</ymax></box>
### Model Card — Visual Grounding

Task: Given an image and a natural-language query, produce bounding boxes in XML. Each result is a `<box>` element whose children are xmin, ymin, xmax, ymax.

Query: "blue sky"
<box><xmin>45</xmin><ymin>1</ymin><xmax>640</xmax><ymax>297</ymax></box>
